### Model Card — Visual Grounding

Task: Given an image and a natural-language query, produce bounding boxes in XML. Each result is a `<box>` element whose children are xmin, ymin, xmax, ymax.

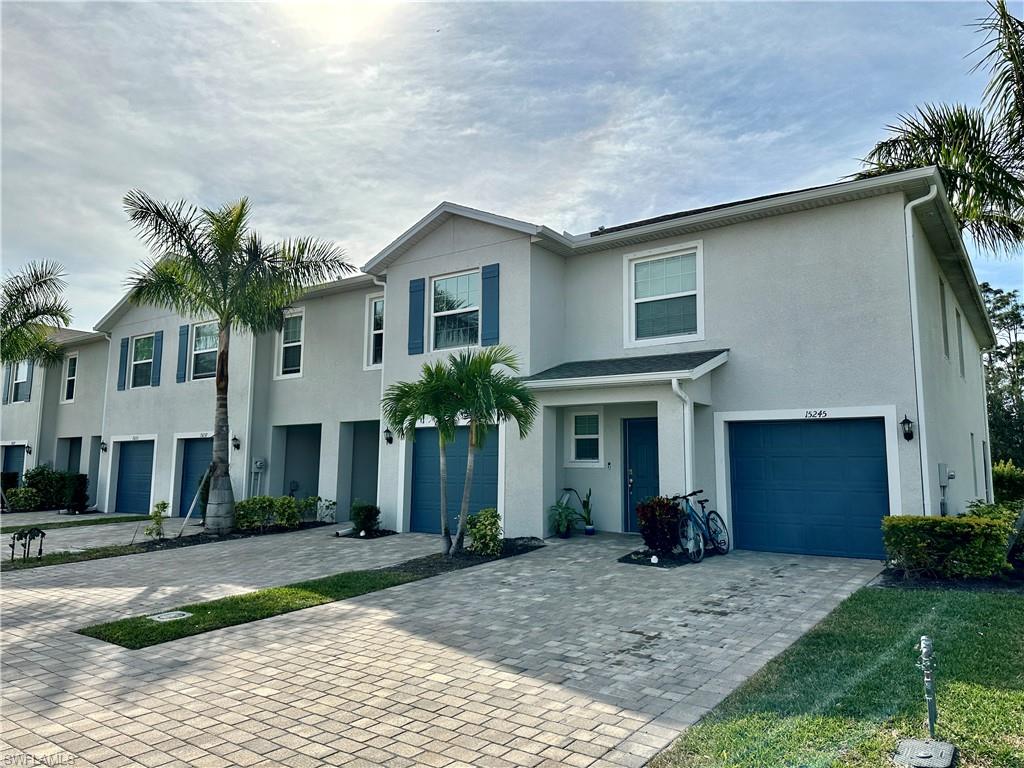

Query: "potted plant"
<box><xmin>548</xmin><ymin>500</ymin><xmax>575</xmax><ymax>538</ymax></box>
<box><xmin>565</xmin><ymin>487</ymin><xmax>596</xmax><ymax>535</ymax></box>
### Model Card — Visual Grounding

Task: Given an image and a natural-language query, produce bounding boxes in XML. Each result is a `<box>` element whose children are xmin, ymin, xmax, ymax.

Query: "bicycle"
<box><xmin>675</xmin><ymin>489</ymin><xmax>730</xmax><ymax>563</ymax></box>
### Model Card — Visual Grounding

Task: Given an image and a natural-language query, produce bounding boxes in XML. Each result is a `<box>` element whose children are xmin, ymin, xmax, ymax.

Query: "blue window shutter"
<box><xmin>481</xmin><ymin>263</ymin><xmax>500</xmax><ymax>346</ymax></box>
<box><xmin>117</xmin><ymin>338</ymin><xmax>129</xmax><ymax>391</ymax></box>
<box><xmin>151</xmin><ymin>330</ymin><xmax>164</xmax><ymax>386</ymax></box>
<box><xmin>2</xmin><ymin>365</ymin><xmax>10</xmax><ymax>404</ymax></box>
<box><xmin>176</xmin><ymin>325</ymin><xmax>189</xmax><ymax>383</ymax></box>
<box><xmin>23</xmin><ymin>362</ymin><xmax>33</xmax><ymax>402</ymax></box>
<box><xmin>408</xmin><ymin>278</ymin><xmax>425</xmax><ymax>355</ymax></box>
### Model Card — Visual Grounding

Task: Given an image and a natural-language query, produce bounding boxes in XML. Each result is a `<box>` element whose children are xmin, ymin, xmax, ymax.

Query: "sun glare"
<box><xmin>277</xmin><ymin>1</ymin><xmax>398</xmax><ymax>45</ymax></box>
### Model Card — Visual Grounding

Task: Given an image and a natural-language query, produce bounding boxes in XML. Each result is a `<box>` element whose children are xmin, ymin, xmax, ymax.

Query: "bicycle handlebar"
<box><xmin>680</xmin><ymin>489</ymin><xmax>704</xmax><ymax>498</ymax></box>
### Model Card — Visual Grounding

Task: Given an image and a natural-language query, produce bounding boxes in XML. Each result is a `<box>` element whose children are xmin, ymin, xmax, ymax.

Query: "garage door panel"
<box><xmin>411</xmin><ymin>426</ymin><xmax>498</xmax><ymax>534</ymax></box>
<box><xmin>115</xmin><ymin>441</ymin><xmax>154</xmax><ymax>515</ymax></box>
<box><xmin>729</xmin><ymin>419</ymin><xmax>888</xmax><ymax>559</ymax></box>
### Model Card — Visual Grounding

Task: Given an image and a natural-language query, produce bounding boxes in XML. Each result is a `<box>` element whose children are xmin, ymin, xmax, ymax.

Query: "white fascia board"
<box><xmin>524</xmin><ymin>351</ymin><xmax>728</xmax><ymax>390</ymax></box>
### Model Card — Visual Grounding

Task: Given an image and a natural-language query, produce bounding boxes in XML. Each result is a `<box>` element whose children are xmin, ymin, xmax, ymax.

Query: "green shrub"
<box><xmin>144</xmin><ymin>501</ymin><xmax>169</xmax><ymax>539</ymax></box>
<box><xmin>297</xmin><ymin>496</ymin><xmax>337</xmax><ymax>523</ymax></box>
<box><xmin>993</xmin><ymin>459</ymin><xmax>1024</xmax><ymax>503</ymax></box>
<box><xmin>967</xmin><ymin>499</ymin><xmax>1024</xmax><ymax>561</ymax></box>
<box><xmin>882</xmin><ymin>515</ymin><xmax>1013</xmax><ymax>578</ymax></box>
<box><xmin>351</xmin><ymin>501</ymin><xmax>381</xmax><ymax>534</ymax></box>
<box><xmin>274</xmin><ymin>496</ymin><xmax>300</xmax><ymax>529</ymax></box>
<box><xmin>235</xmin><ymin>496</ymin><xmax>277</xmax><ymax>532</ymax></box>
<box><xmin>65</xmin><ymin>474</ymin><xmax>89</xmax><ymax>513</ymax></box>
<box><xmin>23</xmin><ymin>466</ymin><xmax>71</xmax><ymax>510</ymax></box>
<box><xmin>467</xmin><ymin>508</ymin><xmax>502</xmax><ymax>555</ymax></box>
<box><xmin>5</xmin><ymin>487</ymin><xmax>41</xmax><ymax>512</ymax></box>
<box><xmin>636</xmin><ymin>496</ymin><xmax>682</xmax><ymax>557</ymax></box>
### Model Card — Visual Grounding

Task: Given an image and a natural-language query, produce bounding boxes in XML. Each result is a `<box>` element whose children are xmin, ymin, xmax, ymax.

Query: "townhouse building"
<box><xmin>1</xmin><ymin>166</ymin><xmax>994</xmax><ymax>559</ymax></box>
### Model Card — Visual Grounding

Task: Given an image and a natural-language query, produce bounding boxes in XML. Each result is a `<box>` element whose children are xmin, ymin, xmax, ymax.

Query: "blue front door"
<box><xmin>179</xmin><ymin>438</ymin><xmax>213</xmax><ymax>516</ymax></box>
<box><xmin>411</xmin><ymin>426</ymin><xmax>498</xmax><ymax>534</ymax></box>
<box><xmin>729</xmin><ymin>418</ymin><xmax>889</xmax><ymax>558</ymax></box>
<box><xmin>3</xmin><ymin>446</ymin><xmax>26</xmax><ymax>485</ymax></box>
<box><xmin>623</xmin><ymin>418</ymin><xmax>659</xmax><ymax>532</ymax></box>
<box><xmin>115</xmin><ymin>440</ymin><xmax>154</xmax><ymax>514</ymax></box>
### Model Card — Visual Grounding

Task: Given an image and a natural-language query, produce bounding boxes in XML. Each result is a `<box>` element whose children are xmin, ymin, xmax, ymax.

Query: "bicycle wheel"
<box><xmin>682</xmin><ymin>517</ymin><xmax>705</xmax><ymax>563</ymax></box>
<box><xmin>706</xmin><ymin>511</ymin><xmax>730</xmax><ymax>554</ymax></box>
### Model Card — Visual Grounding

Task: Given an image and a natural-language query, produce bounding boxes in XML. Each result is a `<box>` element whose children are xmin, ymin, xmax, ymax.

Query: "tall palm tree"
<box><xmin>123</xmin><ymin>190</ymin><xmax>351</xmax><ymax>532</ymax></box>
<box><xmin>382</xmin><ymin>360</ymin><xmax>461</xmax><ymax>554</ymax></box>
<box><xmin>857</xmin><ymin>1</ymin><xmax>1024</xmax><ymax>256</ymax></box>
<box><xmin>447</xmin><ymin>345</ymin><xmax>536</xmax><ymax>553</ymax></box>
<box><xmin>1</xmin><ymin>260</ymin><xmax>72</xmax><ymax>365</ymax></box>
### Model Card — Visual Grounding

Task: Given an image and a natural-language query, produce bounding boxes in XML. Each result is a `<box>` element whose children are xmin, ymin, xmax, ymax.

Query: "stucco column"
<box><xmin>502</xmin><ymin>405</ymin><xmax>555</xmax><ymax>539</ymax></box>
<box><xmin>656</xmin><ymin>392</ymin><xmax>686</xmax><ymax>497</ymax></box>
<box><xmin>318</xmin><ymin>422</ymin><xmax>342</xmax><ymax>504</ymax></box>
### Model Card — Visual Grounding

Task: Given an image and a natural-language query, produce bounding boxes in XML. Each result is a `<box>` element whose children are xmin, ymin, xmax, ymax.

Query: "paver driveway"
<box><xmin>1</xmin><ymin>531</ymin><xmax>880</xmax><ymax>768</ymax></box>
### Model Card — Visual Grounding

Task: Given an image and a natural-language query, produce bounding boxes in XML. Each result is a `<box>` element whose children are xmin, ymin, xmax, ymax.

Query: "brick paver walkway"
<box><xmin>1</xmin><ymin>510</ymin><xmax>148</xmax><ymax>528</ymax></box>
<box><xmin>1</xmin><ymin>532</ymin><xmax>880</xmax><ymax>767</ymax></box>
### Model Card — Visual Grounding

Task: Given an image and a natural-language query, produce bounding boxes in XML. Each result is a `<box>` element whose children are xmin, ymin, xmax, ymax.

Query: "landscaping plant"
<box><xmin>297</xmin><ymin>495</ymin><xmax>336</xmax><ymax>523</ymax></box>
<box><xmin>993</xmin><ymin>458</ymin><xmax>1024</xmax><ymax>502</ymax></box>
<box><xmin>122</xmin><ymin>192</ymin><xmax>350</xmax><ymax>533</ymax></box>
<box><xmin>274</xmin><ymin>496</ymin><xmax>300</xmax><ymax>529</ymax></box>
<box><xmin>144</xmin><ymin>501</ymin><xmax>168</xmax><ymax>539</ymax></box>
<box><xmin>466</xmin><ymin>508</ymin><xmax>502</xmax><ymax>555</ymax></box>
<box><xmin>5</xmin><ymin>487</ymin><xmax>40</xmax><ymax>513</ymax></box>
<box><xmin>65</xmin><ymin>473</ymin><xmax>89</xmax><ymax>513</ymax></box>
<box><xmin>350</xmin><ymin>501</ymin><xmax>381</xmax><ymax>535</ymax></box>
<box><xmin>636</xmin><ymin>495</ymin><xmax>682</xmax><ymax>557</ymax></box>
<box><xmin>548</xmin><ymin>500</ymin><xmax>576</xmax><ymax>538</ymax></box>
<box><xmin>1</xmin><ymin>260</ymin><xmax>71</xmax><ymax>365</ymax></box>
<box><xmin>23</xmin><ymin>466</ymin><xmax>72</xmax><ymax>510</ymax></box>
<box><xmin>882</xmin><ymin>514</ymin><xmax>1013</xmax><ymax>578</ymax></box>
<box><xmin>234</xmin><ymin>496</ymin><xmax>278</xmax><ymax>532</ymax></box>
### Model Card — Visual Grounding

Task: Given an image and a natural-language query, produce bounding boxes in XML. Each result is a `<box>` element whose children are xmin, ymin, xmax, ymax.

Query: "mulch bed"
<box><xmin>871</xmin><ymin>565</ymin><xmax>1024</xmax><ymax>593</ymax></box>
<box><xmin>617</xmin><ymin>548</ymin><xmax>694</xmax><ymax>569</ymax></box>
<box><xmin>381</xmin><ymin>537</ymin><xmax>545</xmax><ymax>578</ymax></box>
<box><xmin>135</xmin><ymin>520</ymin><xmax>331</xmax><ymax>551</ymax></box>
<box><xmin>340</xmin><ymin>529</ymin><xmax>397</xmax><ymax>539</ymax></box>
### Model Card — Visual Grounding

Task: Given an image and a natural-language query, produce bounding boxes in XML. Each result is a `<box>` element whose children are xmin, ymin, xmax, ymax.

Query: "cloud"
<box><xmin>1</xmin><ymin>1</ymin><xmax>1012</xmax><ymax>327</ymax></box>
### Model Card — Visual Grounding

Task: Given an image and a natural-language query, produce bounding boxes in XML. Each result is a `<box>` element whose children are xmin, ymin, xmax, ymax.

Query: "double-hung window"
<box><xmin>627</xmin><ymin>244</ymin><xmax>702</xmax><ymax>345</ymax></box>
<box><xmin>131</xmin><ymin>335</ymin><xmax>155</xmax><ymax>388</ymax></box>
<box><xmin>279</xmin><ymin>310</ymin><xmax>304</xmax><ymax>377</ymax></box>
<box><xmin>62</xmin><ymin>354</ymin><xmax>78</xmax><ymax>402</ymax></box>
<box><xmin>366</xmin><ymin>295</ymin><xmax>384</xmax><ymax>368</ymax></box>
<box><xmin>11</xmin><ymin>361</ymin><xmax>30</xmax><ymax>402</ymax></box>
<box><xmin>432</xmin><ymin>270</ymin><xmax>480</xmax><ymax>350</ymax></box>
<box><xmin>191</xmin><ymin>322</ymin><xmax>218</xmax><ymax>380</ymax></box>
<box><xmin>566</xmin><ymin>410</ymin><xmax>602</xmax><ymax>466</ymax></box>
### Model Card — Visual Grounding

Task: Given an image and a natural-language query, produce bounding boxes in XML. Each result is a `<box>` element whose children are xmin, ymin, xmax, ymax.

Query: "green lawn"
<box><xmin>0</xmin><ymin>515</ymin><xmax>145</xmax><ymax>534</ymax></box>
<box><xmin>652</xmin><ymin>588</ymin><xmax>1024</xmax><ymax>768</ymax></box>
<box><xmin>79</xmin><ymin>569</ymin><xmax>424</xmax><ymax>648</ymax></box>
<box><xmin>2</xmin><ymin>543</ymin><xmax>148</xmax><ymax>572</ymax></box>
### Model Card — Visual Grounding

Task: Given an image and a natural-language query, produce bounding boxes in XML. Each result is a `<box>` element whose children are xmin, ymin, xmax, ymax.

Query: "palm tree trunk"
<box><xmin>438</xmin><ymin>436</ymin><xmax>453</xmax><ymax>556</ymax></box>
<box><xmin>205</xmin><ymin>323</ymin><xmax>235</xmax><ymax>533</ymax></box>
<box><xmin>452</xmin><ymin>424</ymin><xmax>477</xmax><ymax>554</ymax></box>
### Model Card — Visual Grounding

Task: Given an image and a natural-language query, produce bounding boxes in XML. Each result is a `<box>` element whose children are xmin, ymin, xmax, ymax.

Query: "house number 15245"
<box><xmin>804</xmin><ymin>410</ymin><xmax>829</xmax><ymax>419</ymax></box>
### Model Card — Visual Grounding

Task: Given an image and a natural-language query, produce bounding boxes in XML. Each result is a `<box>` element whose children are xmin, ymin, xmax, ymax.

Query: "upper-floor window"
<box><xmin>192</xmin><ymin>322</ymin><xmax>218</xmax><ymax>380</ymax></box>
<box><xmin>939</xmin><ymin>278</ymin><xmax>950</xmax><ymax>358</ymax></box>
<box><xmin>62</xmin><ymin>353</ymin><xmax>78</xmax><ymax>402</ymax></box>
<box><xmin>366</xmin><ymin>295</ymin><xmax>384</xmax><ymax>368</ymax></box>
<box><xmin>955</xmin><ymin>309</ymin><xmax>965</xmax><ymax>379</ymax></box>
<box><xmin>131</xmin><ymin>334</ymin><xmax>155</xmax><ymax>388</ymax></box>
<box><xmin>278</xmin><ymin>309</ymin><xmax>304</xmax><ymax>377</ymax></box>
<box><xmin>432</xmin><ymin>270</ymin><xmax>480</xmax><ymax>350</ymax></box>
<box><xmin>626</xmin><ymin>243</ymin><xmax>703</xmax><ymax>346</ymax></box>
<box><xmin>11</xmin><ymin>361</ymin><xmax>30</xmax><ymax>402</ymax></box>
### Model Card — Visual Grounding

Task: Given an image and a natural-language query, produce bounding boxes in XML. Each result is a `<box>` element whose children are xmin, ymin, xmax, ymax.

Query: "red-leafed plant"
<box><xmin>636</xmin><ymin>496</ymin><xmax>682</xmax><ymax>557</ymax></box>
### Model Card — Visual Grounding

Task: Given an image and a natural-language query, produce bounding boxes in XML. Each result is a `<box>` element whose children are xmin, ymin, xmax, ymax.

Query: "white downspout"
<box><xmin>905</xmin><ymin>184</ymin><xmax>938</xmax><ymax>516</ymax></box>
<box><xmin>671</xmin><ymin>378</ymin><xmax>694</xmax><ymax>494</ymax></box>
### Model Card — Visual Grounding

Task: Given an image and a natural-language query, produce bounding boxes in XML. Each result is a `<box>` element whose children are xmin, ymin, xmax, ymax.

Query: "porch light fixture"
<box><xmin>383</xmin><ymin>428</ymin><xmax>394</xmax><ymax>445</ymax></box>
<box><xmin>24</xmin><ymin>444</ymin><xmax>32</xmax><ymax>456</ymax></box>
<box><xmin>231</xmin><ymin>436</ymin><xmax>241</xmax><ymax>451</ymax></box>
<box><xmin>900</xmin><ymin>414</ymin><xmax>915</xmax><ymax>441</ymax></box>
<box><xmin>99</xmin><ymin>441</ymin><xmax>108</xmax><ymax>453</ymax></box>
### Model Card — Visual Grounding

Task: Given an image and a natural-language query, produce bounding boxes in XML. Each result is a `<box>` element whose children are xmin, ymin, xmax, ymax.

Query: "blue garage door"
<box><xmin>411</xmin><ymin>426</ymin><xmax>498</xmax><ymax>534</ymax></box>
<box><xmin>115</xmin><ymin>440</ymin><xmax>155</xmax><ymax>514</ymax></box>
<box><xmin>179</xmin><ymin>438</ymin><xmax>212</xmax><ymax>516</ymax></box>
<box><xmin>729</xmin><ymin>418</ymin><xmax>888</xmax><ymax>559</ymax></box>
<box><xmin>3</xmin><ymin>446</ymin><xmax>26</xmax><ymax>485</ymax></box>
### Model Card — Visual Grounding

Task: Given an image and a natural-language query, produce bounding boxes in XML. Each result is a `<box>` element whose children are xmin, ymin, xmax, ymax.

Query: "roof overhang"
<box><xmin>524</xmin><ymin>351</ymin><xmax>728</xmax><ymax>390</ymax></box>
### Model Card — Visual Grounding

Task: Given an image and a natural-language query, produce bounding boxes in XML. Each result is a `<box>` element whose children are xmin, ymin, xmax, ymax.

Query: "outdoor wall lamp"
<box><xmin>24</xmin><ymin>444</ymin><xmax>32</xmax><ymax>456</ymax></box>
<box><xmin>99</xmin><ymin>441</ymin><xmax>108</xmax><ymax>453</ymax></box>
<box><xmin>900</xmin><ymin>414</ymin><xmax>915</xmax><ymax>441</ymax></box>
<box><xmin>231</xmin><ymin>436</ymin><xmax>241</xmax><ymax>450</ymax></box>
<box><xmin>383</xmin><ymin>428</ymin><xmax>394</xmax><ymax>445</ymax></box>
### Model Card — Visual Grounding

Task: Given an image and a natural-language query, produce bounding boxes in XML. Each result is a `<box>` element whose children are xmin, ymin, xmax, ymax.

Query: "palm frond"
<box><xmin>971</xmin><ymin>0</ymin><xmax>1024</xmax><ymax>141</ymax></box>
<box><xmin>1</xmin><ymin>260</ymin><xmax>72</xmax><ymax>364</ymax></box>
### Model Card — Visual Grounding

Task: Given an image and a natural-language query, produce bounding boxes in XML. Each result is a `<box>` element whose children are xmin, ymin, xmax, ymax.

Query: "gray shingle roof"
<box><xmin>524</xmin><ymin>350</ymin><xmax>728</xmax><ymax>382</ymax></box>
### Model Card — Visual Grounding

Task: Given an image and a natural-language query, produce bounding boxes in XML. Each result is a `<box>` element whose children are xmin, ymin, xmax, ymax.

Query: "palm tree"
<box><xmin>382</xmin><ymin>360</ymin><xmax>461</xmax><ymax>554</ymax></box>
<box><xmin>1</xmin><ymin>260</ymin><xmax>72</xmax><ymax>365</ymax></box>
<box><xmin>123</xmin><ymin>190</ymin><xmax>351</xmax><ymax>533</ymax></box>
<box><xmin>447</xmin><ymin>345</ymin><xmax>537</xmax><ymax>553</ymax></box>
<box><xmin>856</xmin><ymin>1</ymin><xmax>1024</xmax><ymax>256</ymax></box>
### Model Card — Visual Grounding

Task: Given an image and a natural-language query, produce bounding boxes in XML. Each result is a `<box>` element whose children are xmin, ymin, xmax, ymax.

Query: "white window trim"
<box><xmin>429</xmin><ymin>268</ymin><xmax>481</xmax><ymax>353</ymax></box>
<box><xmin>61</xmin><ymin>352</ymin><xmax>78</xmax><ymax>403</ymax></box>
<box><xmin>130</xmin><ymin>334</ymin><xmax>155</xmax><ymax>389</ymax></box>
<box><xmin>9</xmin><ymin>360</ymin><xmax>30</xmax><ymax>403</ymax></box>
<box><xmin>275</xmin><ymin>308</ymin><xmax>305</xmax><ymax>380</ymax></box>
<box><xmin>190</xmin><ymin>321</ymin><xmax>218</xmax><ymax>382</ymax></box>
<box><xmin>563</xmin><ymin>407</ymin><xmax>604</xmax><ymax>468</ymax></box>
<box><xmin>363</xmin><ymin>293</ymin><xmax>385</xmax><ymax>371</ymax></box>
<box><xmin>623</xmin><ymin>241</ymin><xmax>704</xmax><ymax>348</ymax></box>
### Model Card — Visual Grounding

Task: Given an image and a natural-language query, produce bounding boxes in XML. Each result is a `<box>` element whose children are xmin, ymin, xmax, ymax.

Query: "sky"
<box><xmin>2</xmin><ymin>1</ymin><xmax>1022</xmax><ymax>328</ymax></box>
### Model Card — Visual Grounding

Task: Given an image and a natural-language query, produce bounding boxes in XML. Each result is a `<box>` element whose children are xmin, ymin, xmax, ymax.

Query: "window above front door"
<box><xmin>624</xmin><ymin>242</ymin><xmax>704</xmax><ymax>347</ymax></box>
